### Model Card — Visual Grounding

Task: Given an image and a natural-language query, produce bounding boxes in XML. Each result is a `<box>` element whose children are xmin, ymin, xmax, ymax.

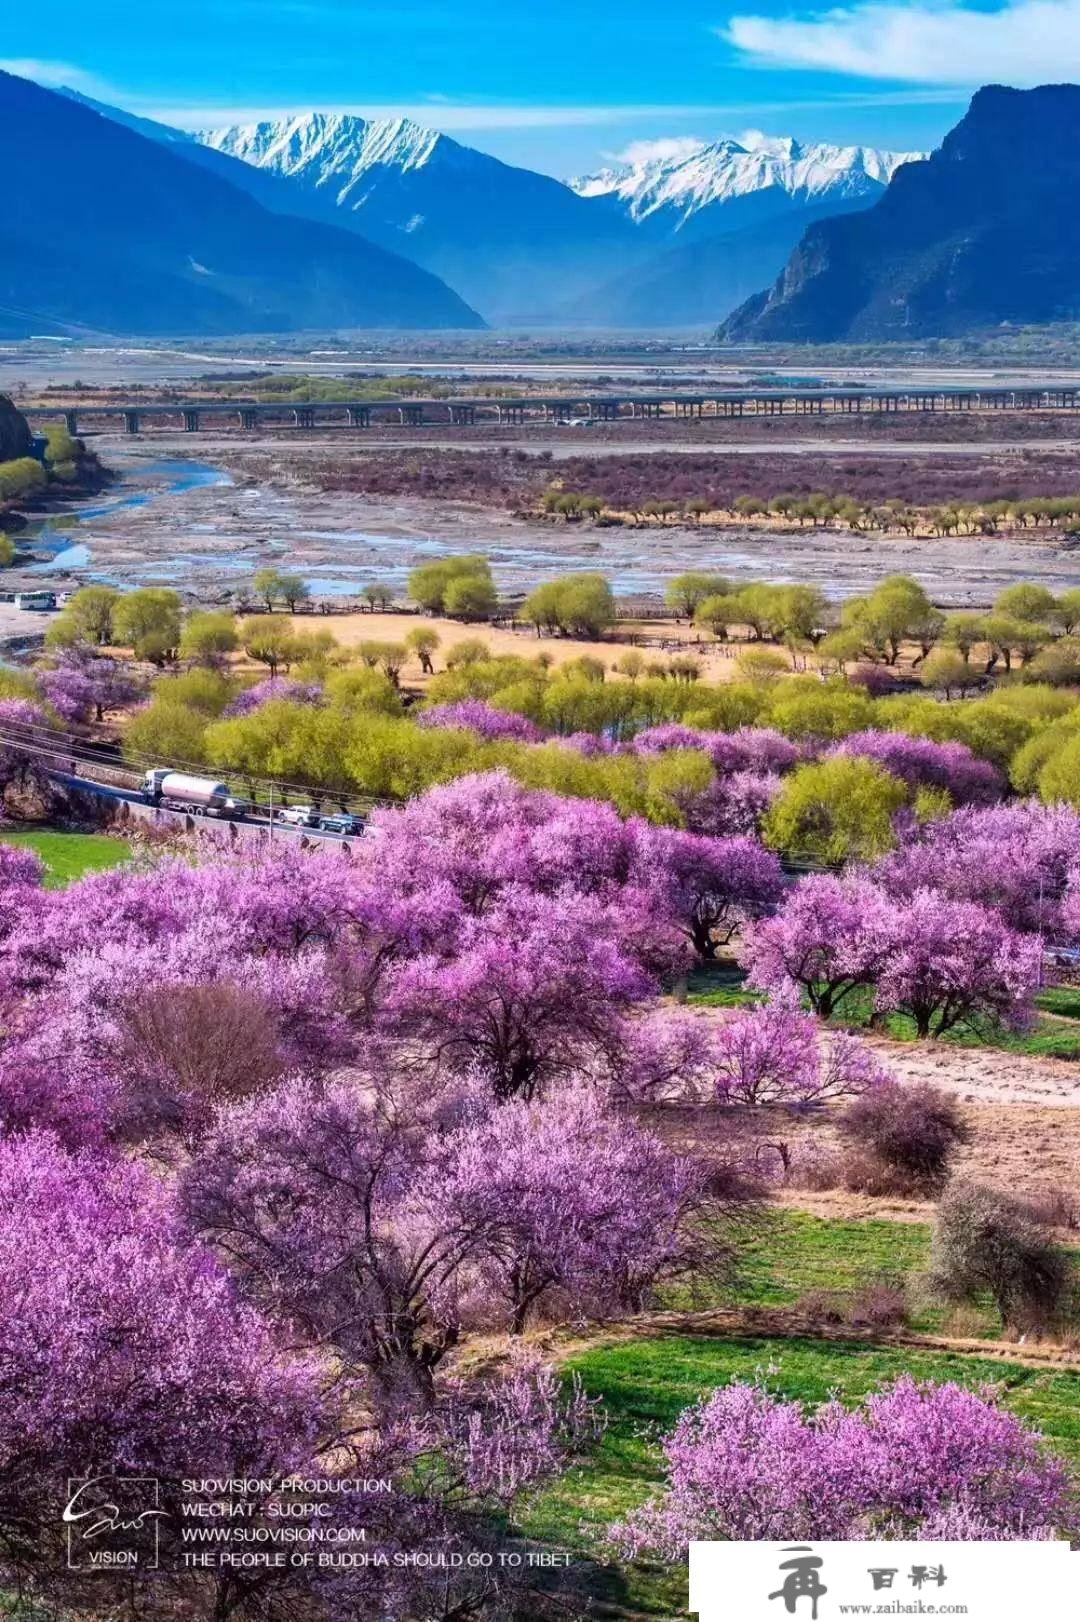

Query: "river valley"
<box><xmin>4</xmin><ymin>435</ymin><xmax>1080</xmax><ymax>632</ymax></box>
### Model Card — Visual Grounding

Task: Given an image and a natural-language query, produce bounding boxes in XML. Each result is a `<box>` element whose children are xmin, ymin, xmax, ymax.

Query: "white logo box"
<box><xmin>690</xmin><ymin>1540</ymin><xmax>1077</xmax><ymax>1622</ymax></box>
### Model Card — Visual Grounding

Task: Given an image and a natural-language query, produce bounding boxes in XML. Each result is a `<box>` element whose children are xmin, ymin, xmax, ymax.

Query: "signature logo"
<box><xmin>64</xmin><ymin>1476</ymin><xmax>166</xmax><ymax>1571</ymax></box>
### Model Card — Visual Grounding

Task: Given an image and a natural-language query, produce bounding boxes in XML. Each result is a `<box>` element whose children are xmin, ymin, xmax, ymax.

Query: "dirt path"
<box><xmin>862</xmin><ymin>1034</ymin><xmax>1080</xmax><ymax>1106</ymax></box>
<box><xmin>471</xmin><ymin>1305</ymin><xmax>1080</xmax><ymax>1376</ymax></box>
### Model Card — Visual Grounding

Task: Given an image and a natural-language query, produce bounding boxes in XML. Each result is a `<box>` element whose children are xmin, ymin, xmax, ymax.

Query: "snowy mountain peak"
<box><xmin>569</xmin><ymin>132</ymin><xmax>924</xmax><ymax>229</ymax></box>
<box><xmin>199</xmin><ymin>112</ymin><xmax>445</xmax><ymax>199</ymax></box>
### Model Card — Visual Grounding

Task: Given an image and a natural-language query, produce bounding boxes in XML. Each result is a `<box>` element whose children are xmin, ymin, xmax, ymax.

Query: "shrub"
<box><xmin>849</xmin><ymin>1276</ymin><xmax>909</xmax><ymax>1330</ymax></box>
<box><xmin>930</xmin><ymin>1182</ymin><xmax>1073</xmax><ymax>1336</ymax></box>
<box><xmin>840</xmin><ymin>1081</ymin><xmax>970</xmax><ymax>1195</ymax></box>
<box><xmin>762</xmin><ymin>755</ymin><xmax>908</xmax><ymax>864</ymax></box>
<box><xmin>1020</xmin><ymin>1186</ymin><xmax>1080</xmax><ymax>1232</ymax></box>
<box><xmin>612</xmin><ymin>1375</ymin><xmax>1072</xmax><ymax>1550</ymax></box>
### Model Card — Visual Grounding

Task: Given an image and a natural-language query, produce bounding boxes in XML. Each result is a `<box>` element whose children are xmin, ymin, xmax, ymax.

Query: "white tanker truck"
<box><xmin>142</xmin><ymin>769</ymin><xmax>248</xmax><ymax>819</ymax></box>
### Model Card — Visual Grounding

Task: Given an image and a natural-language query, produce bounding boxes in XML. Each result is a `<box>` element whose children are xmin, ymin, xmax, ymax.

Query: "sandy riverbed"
<box><xmin>10</xmin><ymin>436</ymin><xmax>1079</xmax><ymax>610</ymax></box>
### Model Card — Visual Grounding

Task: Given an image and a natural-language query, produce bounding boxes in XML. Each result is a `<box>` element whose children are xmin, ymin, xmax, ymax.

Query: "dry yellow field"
<box><xmin>279</xmin><ymin>610</ymin><xmax>751</xmax><ymax>687</ymax></box>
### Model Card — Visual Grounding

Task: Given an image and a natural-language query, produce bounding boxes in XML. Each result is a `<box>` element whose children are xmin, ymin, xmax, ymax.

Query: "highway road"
<box><xmin>51</xmin><ymin>770</ymin><xmax>362</xmax><ymax>847</ymax></box>
<box><xmin>0</xmin><ymin>723</ymin><xmax>373</xmax><ymax>847</ymax></box>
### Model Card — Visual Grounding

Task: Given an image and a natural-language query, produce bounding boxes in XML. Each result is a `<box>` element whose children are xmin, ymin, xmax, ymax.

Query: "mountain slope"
<box><xmin>198</xmin><ymin>115</ymin><xmax>642</xmax><ymax>323</ymax></box>
<box><xmin>0</xmin><ymin>72</ymin><xmax>481</xmax><ymax>337</ymax></box>
<box><xmin>564</xmin><ymin>195</ymin><xmax>884</xmax><ymax>326</ymax></box>
<box><xmin>718</xmin><ymin>84</ymin><xmax>1080</xmax><ymax>343</ymax></box>
<box><xmin>570</xmin><ymin>134</ymin><xmax>921</xmax><ymax>243</ymax></box>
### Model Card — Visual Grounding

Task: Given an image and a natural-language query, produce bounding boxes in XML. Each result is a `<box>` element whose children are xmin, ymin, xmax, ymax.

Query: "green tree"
<box><xmin>443</xmin><ymin>573</ymin><xmax>498</xmax><ymax>621</ymax></box>
<box><xmin>275</xmin><ymin>573</ymin><xmax>310</xmax><ymax>613</ymax></box>
<box><xmin>766</xmin><ymin>678</ymin><xmax>875</xmax><ymax>742</ymax></box>
<box><xmin>613</xmin><ymin>649</ymin><xmax>645</xmax><ymax>681</ymax></box>
<box><xmin>1037</xmin><ymin>733</ymin><xmax>1080</xmax><ymax>809</ymax></box>
<box><xmin>179</xmin><ymin>612</ymin><xmax>239</xmax><ymax>666</ymax></box>
<box><xmin>361</xmin><ymin>581</ymin><xmax>395</xmax><ymax>612</ymax></box>
<box><xmin>736</xmin><ymin>647</ymin><xmax>789</xmax><ymax>685</ymax></box>
<box><xmin>816</xmin><ymin>627</ymin><xmax>866</xmax><ymax>671</ymax></box>
<box><xmin>522</xmin><ymin>581</ymin><xmax>564</xmax><ymax>635</ymax></box>
<box><xmin>0</xmin><ymin>534</ymin><xmax>15</xmax><ymax>567</ymax></box>
<box><xmin>125</xmin><ymin>704</ymin><xmax>211</xmax><ymax>765</ymax></box>
<box><xmin>1053</xmin><ymin>588</ymin><xmax>1080</xmax><ymax>635</ymax></box>
<box><xmin>0</xmin><ymin>458</ymin><xmax>47</xmax><ymax>502</ymax></box>
<box><xmin>994</xmin><ymin>583</ymin><xmax>1057</xmax><ymax>623</ymax></box>
<box><xmin>694</xmin><ymin>593</ymin><xmax>740</xmax><ymax>641</ymax></box>
<box><xmin>240</xmin><ymin>616</ymin><xmax>295</xmax><ymax>677</ymax></box>
<box><xmin>405</xmin><ymin>625</ymin><xmax>441</xmax><ymax>674</ymax></box>
<box><xmin>732</xmin><ymin>583</ymin><xmax>785</xmax><ymax>642</ymax></box>
<box><xmin>1026</xmin><ymin>638</ymin><xmax>1080</xmax><ymax>687</ymax></box>
<box><xmin>844</xmin><ymin>575</ymin><xmax>935</xmax><ymax>664</ymax></box>
<box><xmin>557</xmin><ymin>574</ymin><xmax>615</xmax><ymax>637</ymax></box>
<box><xmin>252</xmin><ymin>569</ymin><xmax>284</xmax><ymax>612</ymax></box>
<box><xmin>522</xmin><ymin>574</ymin><xmax>614</xmax><ymax>638</ymax></box>
<box><xmin>941</xmin><ymin>613</ymin><xmax>987</xmax><ymax>663</ymax></box>
<box><xmin>665</xmin><ymin>573</ymin><xmax>731</xmax><ymax>619</ymax></box>
<box><xmin>763</xmin><ymin>755</ymin><xmax>909</xmax><ymax>864</ymax></box>
<box><xmin>407</xmin><ymin>554</ymin><xmax>492</xmax><ymax>614</ymax></box>
<box><xmin>444</xmin><ymin>638</ymin><xmax>492</xmax><ymax>671</ymax></box>
<box><xmin>1010</xmin><ymin>714</ymin><xmax>1080</xmax><ymax>793</ymax></box>
<box><xmin>112</xmin><ymin>589</ymin><xmax>183</xmax><ymax>662</ymax></box>
<box><xmin>45</xmin><ymin>585</ymin><xmax>120</xmax><ymax>649</ymax></box>
<box><xmin>919</xmin><ymin>647</ymin><xmax>981</xmax><ymax>699</ymax></box>
<box><xmin>776</xmin><ymin>585</ymin><xmax>829</xmax><ymax>643</ymax></box>
<box><xmin>43</xmin><ymin>426</ymin><xmax>80</xmax><ymax>467</ymax></box>
<box><xmin>322</xmin><ymin>668</ymin><xmax>404</xmax><ymax>717</ymax></box>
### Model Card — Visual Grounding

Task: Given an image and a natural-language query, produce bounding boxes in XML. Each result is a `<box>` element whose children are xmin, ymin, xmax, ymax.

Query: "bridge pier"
<box><xmin>293</xmin><ymin>407</ymin><xmax>316</xmax><ymax>429</ymax></box>
<box><xmin>183</xmin><ymin>409</ymin><xmax>200</xmax><ymax>433</ymax></box>
<box><xmin>124</xmin><ymin>410</ymin><xmax>140</xmax><ymax>435</ymax></box>
<box><xmin>399</xmin><ymin>404</ymin><xmax>424</xmax><ymax>427</ymax></box>
<box><xmin>64</xmin><ymin>410</ymin><xmax>79</xmax><ymax>436</ymax></box>
<box><xmin>449</xmin><ymin>404</ymin><xmax>475</xmax><ymax>426</ymax></box>
<box><xmin>240</xmin><ymin>409</ymin><xmax>259</xmax><ymax>431</ymax></box>
<box><xmin>347</xmin><ymin>406</ymin><xmax>371</xmax><ymax>428</ymax></box>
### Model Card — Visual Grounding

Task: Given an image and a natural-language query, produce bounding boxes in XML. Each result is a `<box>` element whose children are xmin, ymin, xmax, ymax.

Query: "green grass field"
<box><xmin>661</xmin><ymin>1209</ymin><xmax>1005</xmax><ymax>1337</ymax></box>
<box><xmin>687</xmin><ymin>965</ymin><xmax>1080</xmax><ymax>1057</ymax></box>
<box><xmin>0</xmin><ymin>828</ymin><xmax>130</xmax><ymax>888</ymax></box>
<box><xmin>523</xmin><ymin>1333</ymin><xmax>1080</xmax><ymax>1618</ymax></box>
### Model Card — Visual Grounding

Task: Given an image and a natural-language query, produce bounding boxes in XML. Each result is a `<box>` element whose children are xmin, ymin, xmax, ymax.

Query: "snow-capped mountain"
<box><xmin>570</xmin><ymin>132</ymin><xmax>924</xmax><ymax>241</ymax></box>
<box><xmin>196</xmin><ymin>113</ymin><xmax>640</xmax><ymax>323</ymax></box>
<box><xmin>202</xmin><ymin>114</ymin><xmax>444</xmax><ymax>200</ymax></box>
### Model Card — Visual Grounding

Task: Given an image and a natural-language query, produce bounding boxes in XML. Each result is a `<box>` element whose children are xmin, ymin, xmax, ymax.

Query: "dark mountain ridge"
<box><xmin>0</xmin><ymin>72</ymin><xmax>481</xmax><ymax>337</ymax></box>
<box><xmin>718</xmin><ymin>85</ymin><xmax>1080</xmax><ymax>342</ymax></box>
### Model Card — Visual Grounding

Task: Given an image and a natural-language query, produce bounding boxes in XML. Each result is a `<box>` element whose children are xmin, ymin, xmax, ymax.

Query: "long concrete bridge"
<box><xmin>25</xmin><ymin>384</ymin><xmax>1080</xmax><ymax>436</ymax></box>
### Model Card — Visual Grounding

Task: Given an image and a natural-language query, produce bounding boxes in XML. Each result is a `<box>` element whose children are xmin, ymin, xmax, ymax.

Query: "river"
<box><xmin>10</xmin><ymin>444</ymin><xmax>1080</xmax><ymax>610</ymax></box>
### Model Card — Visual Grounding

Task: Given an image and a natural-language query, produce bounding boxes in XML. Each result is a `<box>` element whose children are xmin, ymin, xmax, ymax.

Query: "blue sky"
<box><xmin>3</xmin><ymin>0</ymin><xmax>1073</xmax><ymax>174</ymax></box>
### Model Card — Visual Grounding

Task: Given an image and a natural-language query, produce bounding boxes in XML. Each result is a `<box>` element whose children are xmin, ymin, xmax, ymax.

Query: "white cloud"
<box><xmin>723</xmin><ymin>0</ymin><xmax>1080</xmax><ymax>84</ymax></box>
<box><xmin>0</xmin><ymin>58</ymin><xmax>117</xmax><ymax>96</ymax></box>
<box><xmin>610</xmin><ymin>136</ymin><xmax>708</xmax><ymax>166</ymax></box>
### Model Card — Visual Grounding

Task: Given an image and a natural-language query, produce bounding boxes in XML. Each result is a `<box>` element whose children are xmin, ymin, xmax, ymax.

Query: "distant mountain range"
<box><xmin>17</xmin><ymin>69</ymin><xmax>1075</xmax><ymax>339</ymax></box>
<box><xmin>718</xmin><ymin>84</ymin><xmax>1080</xmax><ymax>342</ymax></box>
<box><xmin>194</xmin><ymin>119</ymin><xmax>918</xmax><ymax>326</ymax></box>
<box><xmin>563</xmin><ymin>135</ymin><xmax>919</xmax><ymax>326</ymax></box>
<box><xmin>569</xmin><ymin>134</ymin><xmax>918</xmax><ymax>240</ymax></box>
<box><xmin>0</xmin><ymin>73</ymin><xmax>481</xmax><ymax>338</ymax></box>
<box><xmin>197</xmin><ymin>114</ymin><xmax>639</xmax><ymax>325</ymax></box>
<box><xmin>34</xmin><ymin>83</ymin><xmax>933</xmax><ymax>331</ymax></box>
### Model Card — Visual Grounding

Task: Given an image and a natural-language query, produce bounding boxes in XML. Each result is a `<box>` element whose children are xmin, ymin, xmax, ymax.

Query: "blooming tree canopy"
<box><xmin>614</xmin><ymin>1377</ymin><xmax>1072</xmax><ymax>1552</ymax></box>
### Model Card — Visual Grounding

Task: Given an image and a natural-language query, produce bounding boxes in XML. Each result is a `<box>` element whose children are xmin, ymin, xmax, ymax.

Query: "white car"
<box><xmin>275</xmin><ymin>804</ymin><xmax>320</xmax><ymax>828</ymax></box>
